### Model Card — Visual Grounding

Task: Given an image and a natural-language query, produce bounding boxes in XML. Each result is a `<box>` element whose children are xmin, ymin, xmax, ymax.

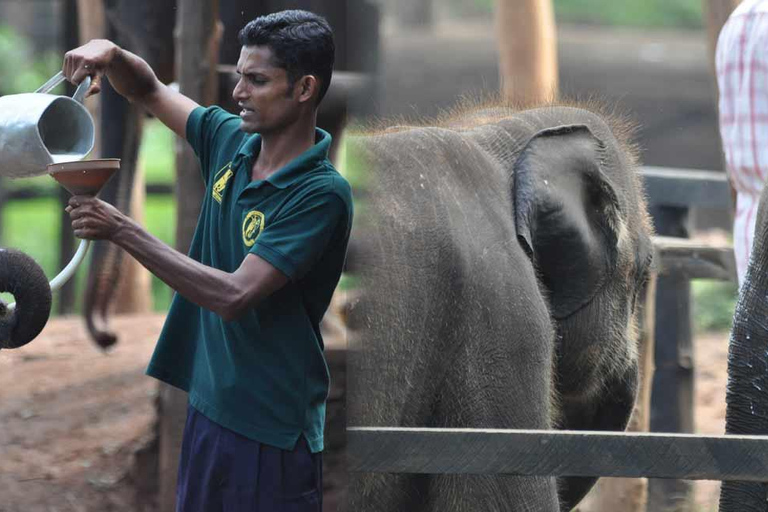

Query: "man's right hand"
<box><xmin>63</xmin><ymin>39</ymin><xmax>121</xmax><ymax>98</ymax></box>
<box><xmin>63</xmin><ymin>38</ymin><xmax>199</xmax><ymax>139</ymax></box>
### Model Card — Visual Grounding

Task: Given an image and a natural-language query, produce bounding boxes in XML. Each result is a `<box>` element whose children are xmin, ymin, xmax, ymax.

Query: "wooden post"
<box><xmin>494</xmin><ymin>0</ymin><xmax>558</xmax><ymax>105</ymax></box>
<box><xmin>648</xmin><ymin>206</ymin><xmax>694</xmax><ymax>512</ymax></box>
<box><xmin>156</xmin><ymin>1</ymin><xmax>222</xmax><ymax>510</ymax></box>
<box><xmin>703</xmin><ymin>0</ymin><xmax>743</xmax><ymax>80</ymax></box>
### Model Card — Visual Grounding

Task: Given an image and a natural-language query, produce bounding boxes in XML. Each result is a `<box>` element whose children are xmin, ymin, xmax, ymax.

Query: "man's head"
<box><xmin>233</xmin><ymin>10</ymin><xmax>335</xmax><ymax>134</ymax></box>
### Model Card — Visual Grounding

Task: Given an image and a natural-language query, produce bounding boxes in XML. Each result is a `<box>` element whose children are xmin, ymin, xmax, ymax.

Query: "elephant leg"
<box><xmin>83</xmin><ymin>76</ymin><xmax>142</xmax><ymax>349</ymax></box>
<box><xmin>424</xmin><ymin>336</ymin><xmax>560</xmax><ymax>511</ymax></box>
<box><xmin>557</xmin><ymin>362</ymin><xmax>639</xmax><ymax>511</ymax></box>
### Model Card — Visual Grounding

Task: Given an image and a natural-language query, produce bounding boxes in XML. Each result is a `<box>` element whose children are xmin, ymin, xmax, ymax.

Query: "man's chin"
<box><xmin>238</xmin><ymin>119</ymin><xmax>261</xmax><ymax>133</ymax></box>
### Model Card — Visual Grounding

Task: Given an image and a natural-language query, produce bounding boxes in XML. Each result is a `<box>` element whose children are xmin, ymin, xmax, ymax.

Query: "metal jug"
<box><xmin>0</xmin><ymin>72</ymin><xmax>93</xmax><ymax>179</ymax></box>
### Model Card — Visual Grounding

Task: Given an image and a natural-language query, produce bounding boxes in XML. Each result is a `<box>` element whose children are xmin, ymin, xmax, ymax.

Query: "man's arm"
<box><xmin>64</xmin><ymin>39</ymin><xmax>198</xmax><ymax>139</ymax></box>
<box><xmin>67</xmin><ymin>196</ymin><xmax>288</xmax><ymax>321</ymax></box>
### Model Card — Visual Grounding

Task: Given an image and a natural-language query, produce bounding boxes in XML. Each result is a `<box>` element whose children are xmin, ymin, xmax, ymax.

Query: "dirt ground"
<box><xmin>0</xmin><ymin>314</ymin><xmax>730</xmax><ymax>512</ymax></box>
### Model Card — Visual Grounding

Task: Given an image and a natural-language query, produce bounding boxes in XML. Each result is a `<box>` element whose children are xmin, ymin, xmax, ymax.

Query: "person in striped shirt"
<box><xmin>716</xmin><ymin>0</ymin><xmax>768</xmax><ymax>284</ymax></box>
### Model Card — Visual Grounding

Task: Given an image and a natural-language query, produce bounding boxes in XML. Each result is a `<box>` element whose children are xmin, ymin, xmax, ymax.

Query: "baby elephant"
<box><xmin>346</xmin><ymin>103</ymin><xmax>654</xmax><ymax>511</ymax></box>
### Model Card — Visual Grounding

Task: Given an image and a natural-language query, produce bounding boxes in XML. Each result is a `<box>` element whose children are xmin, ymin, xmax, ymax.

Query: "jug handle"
<box><xmin>36</xmin><ymin>71</ymin><xmax>92</xmax><ymax>103</ymax></box>
<box><xmin>73</xmin><ymin>76</ymin><xmax>92</xmax><ymax>104</ymax></box>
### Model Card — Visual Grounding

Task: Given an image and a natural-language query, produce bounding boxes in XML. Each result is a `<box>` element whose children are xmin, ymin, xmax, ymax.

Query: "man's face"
<box><xmin>232</xmin><ymin>45</ymin><xmax>299</xmax><ymax>134</ymax></box>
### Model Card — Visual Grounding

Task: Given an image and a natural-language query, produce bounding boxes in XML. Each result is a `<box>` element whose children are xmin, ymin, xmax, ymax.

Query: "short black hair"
<box><xmin>238</xmin><ymin>10</ymin><xmax>335</xmax><ymax>104</ymax></box>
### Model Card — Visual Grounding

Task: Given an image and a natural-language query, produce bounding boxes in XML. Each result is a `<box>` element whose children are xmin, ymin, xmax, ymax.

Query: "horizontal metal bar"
<box><xmin>348</xmin><ymin>427</ymin><xmax>768</xmax><ymax>481</ymax></box>
<box><xmin>640</xmin><ymin>166</ymin><xmax>731</xmax><ymax>210</ymax></box>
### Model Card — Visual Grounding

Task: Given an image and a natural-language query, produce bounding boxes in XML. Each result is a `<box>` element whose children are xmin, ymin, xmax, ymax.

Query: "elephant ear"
<box><xmin>514</xmin><ymin>125</ymin><xmax>624</xmax><ymax>319</ymax></box>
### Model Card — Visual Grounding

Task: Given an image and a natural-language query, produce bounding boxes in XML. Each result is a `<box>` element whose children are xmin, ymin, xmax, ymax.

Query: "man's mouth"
<box><xmin>239</xmin><ymin>105</ymin><xmax>255</xmax><ymax>117</ymax></box>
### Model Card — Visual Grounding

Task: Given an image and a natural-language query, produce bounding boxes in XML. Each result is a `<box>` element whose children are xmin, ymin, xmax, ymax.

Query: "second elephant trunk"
<box><xmin>719</xmin><ymin>191</ymin><xmax>768</xmax><ymax>511</ymax></box>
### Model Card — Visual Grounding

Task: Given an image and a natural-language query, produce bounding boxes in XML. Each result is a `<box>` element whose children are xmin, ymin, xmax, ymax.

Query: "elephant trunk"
<box><xmin>0</xmin><ymin>249</ymin><xmax>52</xmax><ymax>349</ymax></box>
<box><xmin>719</xmin><ymin>196</ymin><xmax>768</xmax><ymax>511</ymax></box>
<box><xmin>82</xmin><ymin>79</ymin><xmax>141</xmax><ymax>350</ymax></box>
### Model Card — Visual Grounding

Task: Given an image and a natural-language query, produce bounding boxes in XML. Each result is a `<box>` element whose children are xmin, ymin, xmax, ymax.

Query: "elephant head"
<box><xmin>346</xmin><ymin>105</ymin><xmax>654</xmax><ymax>512</ymax></box>
<box><xmin>719</xmin><ymin>186</ymin><xmax>768</xmax><ymax>511</ymax></box>
<box><xmin>0</xmin><ymin>248</ymin><xmax>52</xmax><ymax>349</ymax></box>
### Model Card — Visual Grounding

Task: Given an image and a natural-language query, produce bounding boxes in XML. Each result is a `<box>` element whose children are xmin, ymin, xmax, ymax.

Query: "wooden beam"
<box><xmin>640</xmin><ymin>166</ymin><xmax>731</xmax><ymax>210</ymax></box>
<box><xmin>347</xmin><ymin>428</ymin><xmax>768</xmax><ymax>481</ymax></box>
<box><xmin>653</xmin><ymin>235</ymin><xmax>737</xmax><ymax>281</ymax></box>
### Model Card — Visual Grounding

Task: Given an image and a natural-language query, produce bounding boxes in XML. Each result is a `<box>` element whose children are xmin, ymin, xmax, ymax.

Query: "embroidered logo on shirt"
<box><xmin>212</xmin><ymin>162</ymin><xmax>234</xmax><ymax>203</ymax></box>
<box><xmin>242</xmin><ymin>210</ymin><xmax>266</xmax><ymax>247</ymax></box>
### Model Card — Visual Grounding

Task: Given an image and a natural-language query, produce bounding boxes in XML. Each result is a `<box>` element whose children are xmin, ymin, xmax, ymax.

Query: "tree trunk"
<box><xmin>156</xmin><ymin>2</ymin><xmax>222</xmax><ymax>510</ymax></box>
<box><xmin>703</xmin><ymin>0</ymin><xmax>743</xmax><ymax>81</ymax></box>
<box><xmin>494</xmin><ymin>0</ymin><xmax>558</xmax><ymax>105</ymax></box>
<box><xmin>719</xmin><ymin>191</ymin><xmax>768</xmax><ymax>510</ymax></box>
<box><xmin>112</xmin><ymin>165</ymin><xmax>152</xmax><ymax>314</ymax></box>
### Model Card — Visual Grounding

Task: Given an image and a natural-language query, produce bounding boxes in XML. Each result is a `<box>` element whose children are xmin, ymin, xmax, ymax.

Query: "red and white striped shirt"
<box><xmin>717</xmin><ymin>0</ymin><xmax>768</xmax><ymax>284</ymax></box>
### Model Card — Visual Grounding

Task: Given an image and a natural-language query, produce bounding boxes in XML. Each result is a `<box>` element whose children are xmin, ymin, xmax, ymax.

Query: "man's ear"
<box><xmin>296</xmin><ymin>75</ymin><xmax>319</xmax><ymax>103</ymax></box>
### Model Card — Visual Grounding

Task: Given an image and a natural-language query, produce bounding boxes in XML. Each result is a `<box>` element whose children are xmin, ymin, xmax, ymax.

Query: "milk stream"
<box><xmin>50</xmin><ymin>152</ymin><xmax>86</xmax><ymax>164</ymax></box>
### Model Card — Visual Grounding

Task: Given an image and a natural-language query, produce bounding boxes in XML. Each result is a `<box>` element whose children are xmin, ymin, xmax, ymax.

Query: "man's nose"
<box><xmin>232</xmin><ymin>79</ymin><xmax>246</xmax><ymax>101</ymax></box>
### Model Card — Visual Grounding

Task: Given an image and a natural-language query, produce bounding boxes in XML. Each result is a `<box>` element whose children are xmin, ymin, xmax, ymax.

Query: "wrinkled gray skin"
<box><xmin>719</xmin><ymin>186</ymin><xmax>768</xmax><ymax>511</ymax></box>
<box><xmin>346</xmin><ymin>106</ymin><xmax>654</xmax><ymax>511</ymax></box>
<box><xmin>0</xmin><ymin>249</ymin><xmax>52</xmax><ymax>349</ymax></box>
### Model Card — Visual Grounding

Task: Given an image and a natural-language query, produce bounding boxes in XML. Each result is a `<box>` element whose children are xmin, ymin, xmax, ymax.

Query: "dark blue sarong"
<box><xmin>176</xmin><ymin>404</ymin><xmax>323</xmax><ymax>512</ymax></box>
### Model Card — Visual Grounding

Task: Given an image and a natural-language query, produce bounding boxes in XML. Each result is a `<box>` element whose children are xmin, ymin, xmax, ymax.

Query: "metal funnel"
<box><xmin>5</xmin><ymin>158</ymin><xmax>121</xmax><ymax>314</ymax></box>
<box><xmin>48</xmin><ymin>158</ymin><xmax>120</xmax><ymax>196</ymax></box>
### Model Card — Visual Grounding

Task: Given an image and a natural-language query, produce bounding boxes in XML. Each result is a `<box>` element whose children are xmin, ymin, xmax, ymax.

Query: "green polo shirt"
<box><xmin>146</xmin><ymin>106</ymin><xmax>353</xmax><ymax>453</ymax></box>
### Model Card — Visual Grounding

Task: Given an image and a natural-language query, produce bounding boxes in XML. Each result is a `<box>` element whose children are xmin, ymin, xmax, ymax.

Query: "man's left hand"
<box><xmin>66</xmin><ymin>196</ymin><xmax>126</xmax><ymax>240</ymax></box>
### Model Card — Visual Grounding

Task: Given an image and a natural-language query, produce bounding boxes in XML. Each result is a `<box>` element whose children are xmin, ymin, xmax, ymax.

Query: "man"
<box><xmin>716</xmin><ymin>0</ymin><xmax>768</xmax><ymax>285</ymax></box>
<box><xmin>63</xmin><ymin>10</ymin><xmax>352</xmax><ymax>511</ymax></box>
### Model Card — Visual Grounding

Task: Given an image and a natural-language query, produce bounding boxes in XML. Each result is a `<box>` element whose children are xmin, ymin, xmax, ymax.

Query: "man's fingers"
<box><xmin>70</xmin><ymin>67</ymin><xmax>90</xmax><ymax>88</ymax></box>
<box><xmin>87</xmin><ymin>75</ymin><xmax>102</xmax><ymax>97</ymax></box>
<box><xmin>68</xmin><ymin>207</ymin><xmax>87</xmax><ymax>220</ymax></box>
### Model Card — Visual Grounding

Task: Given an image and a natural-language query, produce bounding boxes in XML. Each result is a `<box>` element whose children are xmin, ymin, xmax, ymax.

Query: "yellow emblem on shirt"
<box><xmin>212</xmin><ymin>162</ymin><xmax>234</xmax><ymax>203</ymax></box>
<box><xmin>243</xmin><ymin>210</ymin><xmax>266</xmax><ymax>247</ymax></box>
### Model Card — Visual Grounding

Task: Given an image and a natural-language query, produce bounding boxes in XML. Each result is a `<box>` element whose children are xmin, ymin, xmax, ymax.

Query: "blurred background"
<box><xmin>0</xmin><ymin>1</ymin><xmax>737</xmax><ymax>511</ymax></box>
<box><xmin>0</xmin><ymin>0</ymin><xmax>734</xmax><ymax>328</ymax></box>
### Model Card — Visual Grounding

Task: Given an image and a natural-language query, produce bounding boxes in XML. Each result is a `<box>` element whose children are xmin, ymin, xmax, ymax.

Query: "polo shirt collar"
<box><xmin>238</xmin><ymin>128</ymin><xmax>332</xmax><ymax>189</ymax></box>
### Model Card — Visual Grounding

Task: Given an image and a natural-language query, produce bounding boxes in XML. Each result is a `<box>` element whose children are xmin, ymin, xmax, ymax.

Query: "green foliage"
<box><xmin>0</xmin><ymin>194</ymin><xmax>176</xmax><ymax>313</ymax></box>
<box><xmin>554</xmin><ymin>0</ymin><xmax>703</xmax><ymax>29</ymax></box>
<box><xmin>0</xmin><ymin>25</ymin><xmax>61</xmax><ymax>96</ymax></box>
<box><xmin>140</xmin><ymin>120</ymin><xmax>176</xmax><ymax>184</ymax></box>
<box><xmin>692</xmin><ymin>280</ymin><xmax>738</xmax><ymax>333</ymax></box>
<box><xmin>443</xmin><ymin>0</ymin><xmax>705</xmax><ymax>28</ymax></box>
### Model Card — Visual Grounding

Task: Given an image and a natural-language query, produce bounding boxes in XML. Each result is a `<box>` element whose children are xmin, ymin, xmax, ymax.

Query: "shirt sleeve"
<box><xmin>185</xmin><ymin>105</ymin><xmax>241</xmax><ymax>183</ymax></box>
<box><xmin>250</xmin><ymin>181</ymin><xmax>351</xmax><ymax>281</ymax></box>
